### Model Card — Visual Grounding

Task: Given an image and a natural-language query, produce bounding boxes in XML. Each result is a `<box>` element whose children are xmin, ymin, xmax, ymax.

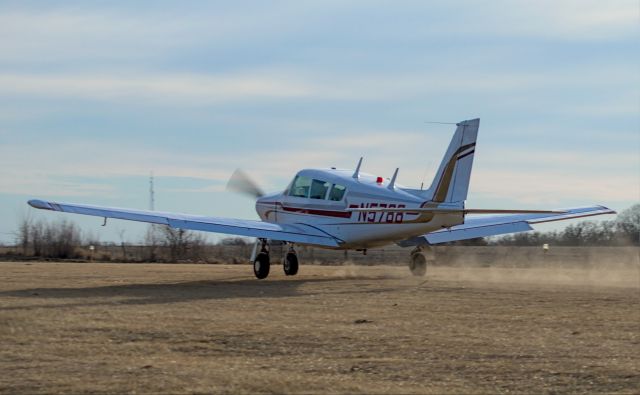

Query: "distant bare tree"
<box><xmin>15</xmin><ymin>218</ymin><xmax>82</xmax><ymax>259</ymax></box>
<box><xmin>616</xmin><ymin>204</ymin><xmax>640</xmax><ymax>245</ymax></box>
<box><xmin>143</xmin><ymin>225</ymin><xmax>161</xmax><ymax>262</ymax></box>
<box><xmin>50</xmin><ymin>220</ymin><xmax>82</xmax><ymax>258</ymax></box>
<box><xmin>160</xmin><ymin>226</ymin><xmax>207</xmax><ymax>262</ymax></box>
<box><xmin>17</xmin><ymin>215</ymin><xmax>32</xmax><ymax>255</ymax></box>
<box><xmin>117</xmin><ymin>228</ymin><xmax>128</xmax><ymax>261</ymax></box>
<box><xmin>31</xmin><ymin>220</ymin><xmax>44</xmax><ymax>256</ymax></box>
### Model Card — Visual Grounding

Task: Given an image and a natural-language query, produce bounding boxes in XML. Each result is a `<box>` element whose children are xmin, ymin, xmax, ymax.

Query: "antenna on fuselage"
<box><xmin>424</xmin><ymin>121</ymin><xmax>457</xmax><ymax>125</ymax></box>
<box><xmin>352</xmin><ymin>157</ymin><xmax>363</xmax><ymax>179</ymax></box>
<box><xmin>388</xmin><ymin>168</ymin><xmax>399</xmax><ymax>190</ymax></box>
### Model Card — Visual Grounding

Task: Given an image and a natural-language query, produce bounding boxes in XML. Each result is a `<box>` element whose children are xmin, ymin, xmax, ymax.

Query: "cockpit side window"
<box><xmin>310</xmin><ymin>179</ymin><xmax>331</xmax><ymax>200</ymax></box>
<box><xmin>328</xmin><ymin>184</ymin><xmax>347</xmax><ymax>201</ymax></box>
<box><xmin>289</xmin><ymin>176</ymin><xmax>311</xmax><ymax>198</ymax></box>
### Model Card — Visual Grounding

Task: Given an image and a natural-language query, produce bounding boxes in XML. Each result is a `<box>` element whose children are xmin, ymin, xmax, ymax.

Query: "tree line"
<box><xmin>11</xmin><ymin>217</ymin><xmax>219</xmax><ymax>261</ymax></box>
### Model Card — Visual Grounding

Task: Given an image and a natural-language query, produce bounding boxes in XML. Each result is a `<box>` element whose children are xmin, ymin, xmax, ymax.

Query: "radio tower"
<box><xmin>149</xmin><ymin>171</ymin><xmax>155</xmax><ymax>211</ymax></box>
<box><xmin>147</xmin><ymin>172</ymin><xmax>158</xmax><ymax>259</ymax></box>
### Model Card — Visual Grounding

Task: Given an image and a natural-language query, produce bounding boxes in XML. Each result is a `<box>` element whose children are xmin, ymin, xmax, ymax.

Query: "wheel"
<box><xmin>283</xmin><ymin>252</ymin><xmax>299</xmax><ymax>276</ymax></box>
<box><xmin>253</xmin><ymin>252</ymin><xmax>270</xmax><ymax>279</ymax></box>
<box><xmin>409</xmin><ymin>252</ymin><xmax>427</xmax><ymax>276</ymax></box>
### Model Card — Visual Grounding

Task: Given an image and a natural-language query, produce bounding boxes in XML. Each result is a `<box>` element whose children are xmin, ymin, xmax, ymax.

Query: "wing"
<box><xmin>398</xmin><ymin>205</ymin><xmax>616</xmax><ymax>245</ymax></box>
<box><xmin>28</xmin><ymin>199</ymin><xmax>342</xmax><ymax>248</ymax></box>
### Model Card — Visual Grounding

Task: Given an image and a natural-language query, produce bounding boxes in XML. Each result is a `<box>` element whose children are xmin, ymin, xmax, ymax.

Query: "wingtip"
<box><xmin>28</xmin><ymin>199</ymin><xmax>53</xmax><ymax>210</ymax></box>
<box><xmin>599</xmin><ymin>205</ymin><xmax>617</xmax><ymax>214</ymax></box>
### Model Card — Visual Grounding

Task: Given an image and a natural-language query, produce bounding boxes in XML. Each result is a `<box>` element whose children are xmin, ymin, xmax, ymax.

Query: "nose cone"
<box><xmin>255</xmin><ymin>192</ymin><xmax>281</xmax><ymax>222</ymax></box>
<box><xmin>255</xmin><ymin>194</ymin><xmax>270</xmax><ymax>210</ymax></box>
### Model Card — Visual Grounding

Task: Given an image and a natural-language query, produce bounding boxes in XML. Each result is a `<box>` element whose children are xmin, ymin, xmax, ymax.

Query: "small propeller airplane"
<box><xmin>28</xmin><ymin>118</ymin><xmax>615</xmax><ymax>279</ymax></box>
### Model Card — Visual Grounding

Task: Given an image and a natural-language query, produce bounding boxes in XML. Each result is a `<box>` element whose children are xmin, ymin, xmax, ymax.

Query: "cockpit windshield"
<box><xmin>288</xmin><ymin>175</ymin><xmax>347</xmax><ymax>201</ymax></box>
<box><xmin>289</xmin><ymin>176</ymin><xmax>311</xmax><ymax>198</ymax></box>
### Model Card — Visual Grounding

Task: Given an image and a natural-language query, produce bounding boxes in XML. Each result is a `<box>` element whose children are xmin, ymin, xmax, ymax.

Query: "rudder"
<box><xmin>427</xmin><ymin>118</ymin><xmax>479</xmax><ymax>203</ymax></box>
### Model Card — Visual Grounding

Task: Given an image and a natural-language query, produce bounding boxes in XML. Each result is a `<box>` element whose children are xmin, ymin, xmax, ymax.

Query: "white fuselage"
<box><xmin>255</xmin><ymin>168</ymin><xmax>463</xmax><ymax>249</ymax></box>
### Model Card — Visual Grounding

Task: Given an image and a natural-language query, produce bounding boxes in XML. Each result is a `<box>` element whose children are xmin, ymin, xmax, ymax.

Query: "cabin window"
<box><xmin>289</xmin><ymin>176</ymin><xmax>311</xmax><ymax>198</ymax></box>
<box><xmin>328</xmin><ymin>184</ymin><xmax>347</xmax><ymax>201</ymax></box>
<box><xmin>310</xmin><ymin>179</ymin><xmax>331</xmax><ymax>200</ymax></box>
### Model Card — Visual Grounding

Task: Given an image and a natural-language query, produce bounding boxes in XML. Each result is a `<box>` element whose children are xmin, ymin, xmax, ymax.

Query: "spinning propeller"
<box><xmin>226</xmin><ymin>169</ymin><xmax>265</xmax><ymax>199</ymax></box>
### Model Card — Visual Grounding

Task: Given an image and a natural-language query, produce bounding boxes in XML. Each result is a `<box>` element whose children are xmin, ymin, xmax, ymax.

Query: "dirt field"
<box><xmin>0</xmin><ymin>262</ymin><xmax>638</xmax><ymax>394</ymax></box>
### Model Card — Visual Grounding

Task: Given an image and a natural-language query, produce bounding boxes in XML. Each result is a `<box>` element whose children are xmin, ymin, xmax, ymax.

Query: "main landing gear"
<box><xmin>252</xmin><ymin>239</ymin><xmax>270</xmax><ymax>279</ymax></box>
<box><xmin>251</xmin><ymin>239</ymin><xmax>299</xmax><ymax>279</ymax></box>
<box><xmin>283</xmin><ymin>245</ymin><xmax>299</xmax><ymax>276</ymax></box>
<box><xmin>409</xmin><ymin>246</ymin><xmax>435</xmax><ymax>276</ymax></box>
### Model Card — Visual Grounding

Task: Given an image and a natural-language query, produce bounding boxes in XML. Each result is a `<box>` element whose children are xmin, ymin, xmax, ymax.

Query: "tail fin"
<box><xmin>426</xmin><ymin>118</ymin><xmax>479</xmax><ymax>203</ymax></box>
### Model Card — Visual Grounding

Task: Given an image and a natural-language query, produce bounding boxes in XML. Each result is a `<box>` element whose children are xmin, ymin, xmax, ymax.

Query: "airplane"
<box><xmin>28</xmin><ymin>118</ymin><xmax>615</xmax><ymax>279</ymax></box>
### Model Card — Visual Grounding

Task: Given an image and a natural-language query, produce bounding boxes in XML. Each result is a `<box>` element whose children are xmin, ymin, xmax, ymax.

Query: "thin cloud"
<box><xmin>4</xmin><ymin>133</ymin><xmax>634</xmax><ymax>205</ymax></box>
<box><xmin>479</xmin><ymin>148</ymin><xmax>639</xmax><ymax>175</ymax></box>
<box><xmin>472</xmin><ymin>169</ymin><xmax>637</xmax><ymax>205</ymax></box>
<box><xmin>396</xmin><ymin>0</ymin><xmax>639</xmax><ymax>41</ymax></box>
<box><xmin>1</xmin><ymin>64</ymin><xmax>636</xmax><ymax>105</ymax></box>
<box><xmin>0</xmin><ymin>73</ymin><xmax>321</xmax><ymax>103</ymax></box>
<box><xmin>0</xmin><ymin>173</ymin><xmax>117</xmax><ymax>198</ymax></box>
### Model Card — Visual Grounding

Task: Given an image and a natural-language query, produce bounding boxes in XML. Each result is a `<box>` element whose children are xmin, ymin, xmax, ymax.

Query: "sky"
<box><xmin>0</xmin><ymin>0</ymin><xmax>638</xmax><ymax>244</ymax></box>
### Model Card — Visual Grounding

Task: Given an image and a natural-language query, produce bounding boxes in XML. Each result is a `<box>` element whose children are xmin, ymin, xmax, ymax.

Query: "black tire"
<box><xmin>253</xmin><ymin>252</ymin><xmax>270</xmax><ymax>279</ymax></box>
<box><xmin>283</xmin><ymin>252</ymin><xmax>299</xmax><ymax>276</ymax></box>
<box><xmin>409</xmin><ymin>252</ymin><xmax>427</xmax><ymax>276</ymax></box>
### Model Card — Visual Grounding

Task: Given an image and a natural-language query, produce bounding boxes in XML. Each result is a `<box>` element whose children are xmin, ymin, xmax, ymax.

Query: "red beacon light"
<box><xmin>376</xmin><ymin>176</ymin><xmax>384</xmax><ymax>184</ymax></box>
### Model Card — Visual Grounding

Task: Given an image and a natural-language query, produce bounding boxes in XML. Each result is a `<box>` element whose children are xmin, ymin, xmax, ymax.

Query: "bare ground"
<box><xmin>0</xmin><ymin>262</ymin><xmax>638</xmax><ymax>394</ymax></box>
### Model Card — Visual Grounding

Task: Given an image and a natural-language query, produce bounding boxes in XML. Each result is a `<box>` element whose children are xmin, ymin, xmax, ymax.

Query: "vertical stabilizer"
<box><xmin>425</xmin><ymin>118</ymin><xmax>479</xmax><ymax>203</ymax></box>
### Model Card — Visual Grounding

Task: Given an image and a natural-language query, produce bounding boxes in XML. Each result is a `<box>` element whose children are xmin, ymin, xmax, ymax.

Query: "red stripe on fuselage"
<box><xmin>259</xmin><ymin>202</ymin><xmax>353</xmax><ymax>219</ymax></box>
<box><xmin>282</xmin><ymin>206</ymin><xmax>352</xmax><ymax>218</ymax></box>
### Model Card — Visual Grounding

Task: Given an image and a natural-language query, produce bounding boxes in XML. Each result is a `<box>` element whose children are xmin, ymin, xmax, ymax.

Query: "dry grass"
<box><xmin>0</xmin><ymin>262</ymin><xmax>638</xmax><ymax>394</ymax></box>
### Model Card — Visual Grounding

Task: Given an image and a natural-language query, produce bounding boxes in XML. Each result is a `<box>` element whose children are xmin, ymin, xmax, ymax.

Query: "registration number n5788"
<box><xmin>351</xmin><ymin>203</ymin><xmax>406</xmax><ymax>223</ymax></box>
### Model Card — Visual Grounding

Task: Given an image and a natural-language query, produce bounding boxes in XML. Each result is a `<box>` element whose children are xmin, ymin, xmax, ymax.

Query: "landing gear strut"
<box><xmin>252</xmin><ymin>239</ymin><xmax>270</xmax><ymax>279</ymax></box>
<box><xmin>409</xmin><ymin>246</ymin><xmax>434</xmax><ymax>276</ymax></box>
<box><xmin>251</xmin><ymin>240</ymin><xmax>300</xmax><ymax>279</ymax></box>
<box><xmin>283</xmin><ymin>245</ymin><xmax>299</xmax><ymax>276</ymax></box>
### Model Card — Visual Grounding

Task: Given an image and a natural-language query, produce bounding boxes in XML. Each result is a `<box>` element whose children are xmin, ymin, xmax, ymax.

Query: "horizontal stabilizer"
<box><xmin>425</xmin><ymin>222</ymin><xmax>533</xmax><ymax>244</ymax></box>
<box><xmin>398</xmin><ymin>205</ymin><xmax>616</xmax><ymax>246</ymax></box>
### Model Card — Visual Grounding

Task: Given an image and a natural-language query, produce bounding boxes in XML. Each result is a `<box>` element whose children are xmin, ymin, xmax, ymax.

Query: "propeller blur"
<box><xmin>226</xmin><ymin>169</ymin><xmax>265</xmax><ymax>199</ymax></box>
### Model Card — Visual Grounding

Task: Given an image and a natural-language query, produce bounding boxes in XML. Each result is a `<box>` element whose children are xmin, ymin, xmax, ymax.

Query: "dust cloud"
<box><xmin>330</xmin><ymin>262</ymin><xmax>407</xmax><ymax>279</ymax></box>
<box><xmin>434</xmin><ymin>248</ymin><xmax>640</xmax><ymax>288</ymax></box>
<box><xmin>326</xmin><ymin>249</ymin><xmax>640</xmax><ymax>289</ymax></box>
<box><xmin>434</xmin><ymin>265</ymin><xmax>639</xmax><ymax>289</ymax></box>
